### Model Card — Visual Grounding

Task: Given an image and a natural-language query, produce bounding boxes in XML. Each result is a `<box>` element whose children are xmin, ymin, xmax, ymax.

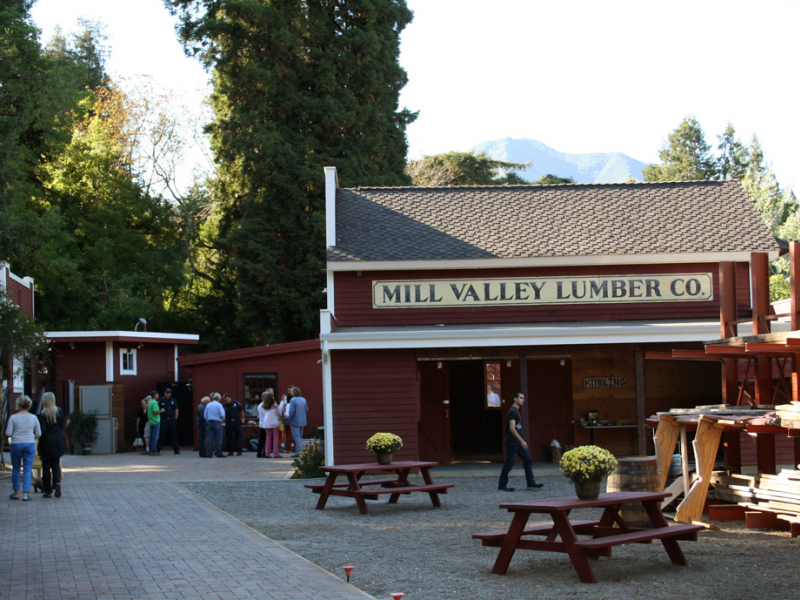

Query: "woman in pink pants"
<box><xmin>258</xmin><ymin>390</ymin><xmax>281</xmax><ymax>457</ymax></box>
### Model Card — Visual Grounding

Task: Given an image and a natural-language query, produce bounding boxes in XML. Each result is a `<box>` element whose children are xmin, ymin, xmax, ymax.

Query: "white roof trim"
<box><xmin>47</xmin><ymin>331</ymin><xmax>200</xmax><ymax>342</ymax></box>
<box><xmin>320</xmin><ymin>319</ymin><xmax>721</xmax><ymax>350</ymax></box>
<box><xmin>326</xmin><ymin>251</ymin><xmax>778</xmax><ymax>272</ymax></box>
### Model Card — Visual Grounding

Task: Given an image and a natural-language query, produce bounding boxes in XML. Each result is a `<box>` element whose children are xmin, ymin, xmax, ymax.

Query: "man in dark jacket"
<box><xmin>158</xmin><ymin>388</ymin><xmax>180</xmax><ymax>454</ymax></box>
<box><xmin>196</xmin><ymin>396</ymin><xmax>209</xmax><ymax>457</ymax></box>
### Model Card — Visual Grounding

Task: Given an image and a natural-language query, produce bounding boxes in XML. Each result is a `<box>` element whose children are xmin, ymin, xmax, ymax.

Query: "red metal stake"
<box><xmin>342</xmin><ymin>566</ymin><xmax>354</xmax><ymax>583</ymax></box>
<box><xmin>390</xmin><ymin>594</ymin><xmax>405</xmax><ymax>599</ymax></box>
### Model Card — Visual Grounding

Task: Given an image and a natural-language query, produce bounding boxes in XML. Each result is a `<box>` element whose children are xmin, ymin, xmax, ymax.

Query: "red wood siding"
<box><xmin>330</xmin><ymin>349</ymin><xmax>420</xmax><ymax>464</ymax></box>
<box><xmin>333</xmin><ymin>263</ymin><xmax>751</xmax><ymax>328</ymax></box>
<box><xmin>188</xmin><ymin>347</ymin><xmax>323</xmax><ymax>450</ymax></box>
<box><xmin>5</xmin><ymin>278</ymin><xmax>34</xmax><ymax>318</ymax></box>
<box><xmin>115</xmin><ymin>343</ymin><xmax>177</xmax><ymax>435</ymax></box>
<box><xmin>740</xmin><ymin>432</ymin><xmax>798</xmax><ymax>467</ymax></box>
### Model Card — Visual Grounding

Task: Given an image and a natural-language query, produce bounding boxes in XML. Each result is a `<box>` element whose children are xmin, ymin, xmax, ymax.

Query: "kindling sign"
<box><xmin>372</xmin><ymin>274</ymin><xmax>713</xmax><ymax>309</ymax></box>
<box><xmin>584</xmin><ymin>377</ymin><xmax>626</xmax><ymax>388</ymax></box>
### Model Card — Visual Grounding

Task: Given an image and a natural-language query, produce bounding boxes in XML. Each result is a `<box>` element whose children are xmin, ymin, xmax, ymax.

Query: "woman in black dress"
<box><xmin>37</xmin><ymin>392</ymin><xmax>68</xmax><ymax>498</ymax></box>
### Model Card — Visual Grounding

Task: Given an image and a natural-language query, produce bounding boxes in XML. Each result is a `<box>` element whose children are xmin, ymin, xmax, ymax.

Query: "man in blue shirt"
<box><xmin>204</xmin><ymin>393</ymin><xmax>226</xmax><ymax>458</ymax></box>
<box><xmin>285</xmin><ymin>386</ymin><xmax>309</xmax><ymax>457</ymax></box>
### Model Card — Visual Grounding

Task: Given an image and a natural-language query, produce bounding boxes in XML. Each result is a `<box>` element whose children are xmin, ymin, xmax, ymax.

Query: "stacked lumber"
<box><xmin>776</xmin><ymin>403</ymin><xmax>800</xmax><ymax>429</ymax></box>
<box><xmin>712</xmin><ymin>469</ymin><xmax>800</xmax><ymax>515</ymax></box>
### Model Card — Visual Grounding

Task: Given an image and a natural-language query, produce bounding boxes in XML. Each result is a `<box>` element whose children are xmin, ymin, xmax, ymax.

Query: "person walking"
<box><xmin>223</xmin><ymin>393</ymin><xmax>244</xmax><ymax>456</ymax></box>
<box><xmin>37</xmin><ymin>392</ymin><xmax>67</xmax><ymax>498</ymax></box>
<box><xmin>157</xmin><ymin>388</ymin><xmax>180</xmax><ymax>454</ymax></box>
<box><xmin>498</xmin><ymin>392</ymin><xmax>544</xmax><ymax>492</ymax></box>
<box><xmin>6</xmin><ymin>395</ymin><xmax>41</xmax><ymax>501</ymax></box>
<box><xmin>196</xmin><ymin>396</ymin><xmax>209</xmax><ymax>457</ymax></box>
<box><xmin>285</xmin><ymin>386</ymin><xmax>309</xmax><ymax>458</ymax></box>
<box><xmin>204</xmin><ymin>393</ymin><xmax>225</xmax><ymax>458</ymax></box>
<box><xmin>144</xmin><ymin>392</ymin><xmax>163</xmax><ymax>456</ymax></box>
<box><xmin>257</xmin><ymin>389</ymin><xmax>280</xmax><ymax>458</ymax></box>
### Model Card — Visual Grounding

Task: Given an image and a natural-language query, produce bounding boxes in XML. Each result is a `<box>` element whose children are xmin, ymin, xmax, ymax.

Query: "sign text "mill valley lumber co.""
<box><xmin>372</xmin><ymin>274</ymin><xmax>713</xmax><ymax>309</ymax></box>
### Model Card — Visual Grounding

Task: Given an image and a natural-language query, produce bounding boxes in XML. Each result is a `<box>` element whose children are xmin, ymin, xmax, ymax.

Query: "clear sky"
<box><xmin>31</xmin><ymin>0</ymin><xmax>800</xmax><ymax>190</ymax></box>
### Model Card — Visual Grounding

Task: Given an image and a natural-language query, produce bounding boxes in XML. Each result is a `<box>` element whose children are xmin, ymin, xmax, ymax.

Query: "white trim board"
<box><xmin>47</xmin><ymin>331</ymin><xmax>199</xmax><ymax>342</ymax></box>
<box><xmin>320</xmin><ymin>319</ymin><xmax>721</xmax><ymax>350</ymax></box>
<box><xmin>326</xmin><ymin>251</ymin><xmax>777</xmax><ymax>272</ymax></box>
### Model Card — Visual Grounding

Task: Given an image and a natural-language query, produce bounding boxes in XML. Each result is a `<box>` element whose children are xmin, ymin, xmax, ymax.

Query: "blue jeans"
<box><xmin>206</xmin><ymin>421</ymin><xmax>223</xmax><ymax>456</ymax></box>
<box><xmin>198</xmin><ymin>421</ymin><xmax>207</xmax><ymax>456</ymax></box>
<box><xmin>148</xmin><ymin>422</ymin><xmax>161</xmax><ymax>454</ymax></box>
<box><xmin>291</xmin><ymin>425</ymin><xmax>304</xmax><ymax>453</ymax></box>
<box><xmin>11</xmin><ymin>443</ymin><xmax>36</xmax><ymax>493</ymax></box>
<box><xmin>498</xmin><ymin>440</ymin><xmax>536</xmax><ymax>488</ymax></box>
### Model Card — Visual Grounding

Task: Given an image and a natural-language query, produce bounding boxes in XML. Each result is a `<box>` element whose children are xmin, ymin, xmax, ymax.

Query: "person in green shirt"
<box><xmin>143</xmin><ymin>391</ymin><xmax>164</xmax><ymax>456</ymax></box>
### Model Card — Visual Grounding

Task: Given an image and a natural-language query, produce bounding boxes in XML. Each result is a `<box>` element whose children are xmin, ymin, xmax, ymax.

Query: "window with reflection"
<box><xmin>485</xmin><ymin>362</ymin><xmax>502</xmax><ymax>409</ymax></box>
<box><xmin>242</xmin><ymin>373</ymin><xmax>278</xmax><ymax>419</ymax></box>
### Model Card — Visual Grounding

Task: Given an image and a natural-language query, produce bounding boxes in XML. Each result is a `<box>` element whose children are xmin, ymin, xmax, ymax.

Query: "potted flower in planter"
<box><xmin>559</xmin><ymin>445</ymin><xmax>617</xmax><ymax>499</ymax></box>
<box><xmin>69</xmin><ymin>409</ymin><xmax>100</xmax><ymax>455</ymax></box>
<box><xmin>366</xmin><ymin>433</ymin><xmax>403</xmax><ymax>465</ymax></box>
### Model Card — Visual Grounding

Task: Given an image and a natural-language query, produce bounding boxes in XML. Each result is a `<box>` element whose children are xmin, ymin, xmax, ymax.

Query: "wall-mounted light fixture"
<box><xmin>437</xmin><ymin>361</ymin><xmax>442</xmax><ymax>369</ymax></box>
<box><xmin>68</xmin><ymin>342</ymin><xmax>75</xmax><ymax>350</ymax></box>
<box><xmin>560</xmin><ymin>359</ymin><xmax>566</xmax><ymax>366</ymax></box>
<box><xmin>134</xmin><ymin>317</ymin><xmax>147</xmax><ymax>332</ymax></box>
<box><xmin>507</xmin><ymin>360</ymin><xmax>512</xmax><ymax>367</ymax></box>
<box><xmin>137</xmin><ymin>343</ymin><xmax>145</xmax><ymax>349</ymax></box>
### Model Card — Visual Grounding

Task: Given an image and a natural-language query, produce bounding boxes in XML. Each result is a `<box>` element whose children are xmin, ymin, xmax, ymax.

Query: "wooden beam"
<box><xmin>705</xmin><ymin>331</ymin><xmax>790</xmax><ymax>347</ymax></box>
<box><xmin>654</xmin><ymin>416</ymin><xmax>681</xmax><ymax>491</ymax></box>
<box><xmin>635</xmin><ymin>349</ymin><xmax>646</xmax><ymax>456</ymax></box>
<box><xmin>745</xmin><ymin>343</ymin><xmax>798</xmax><ymax>354</ymax></box>
<box><xmin>756</xmin><ymin>433</ymin><xmax>777</xmax><ymax>475</ymax></box>
<box><xmin>752</xmin><ymin>252</ymin><xmax>773</xmax><ymax>405</ymax></box>
<box><xmin>519</xmin><ymin>351</ymin><xmax>529</xmax><ymax>442</ymax></box>
<box><xmin>672</xmin><ymin>350</ymin><xmax>723</xmax><ymax>360</ymax></box>
<box><xmin>704</xmin><ymin>346</ymin><xmax>748</xmax><ymax>355</ymax></box>
<box><xmin>792</xmin><ymin>242</ymin><xmax>800</xmax><ymax>401</ymax></box>
<box><xmin>676</xmin><ymin>416</ymin><xmax>724</xmax><ymax>525</ymax></box>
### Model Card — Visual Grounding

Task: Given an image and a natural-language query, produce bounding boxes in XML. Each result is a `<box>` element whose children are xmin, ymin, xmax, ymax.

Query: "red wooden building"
<box><xmin>318</xmin><ymin>168</ymin><xmax>780</xmax><ymax>465</ymax></box>
<box><xmin>178</xmin><ymin>340</ymin><xmax>323</xmax><ymax>451</ymax></box>
<box><xmin>1</xmin><ymin>262</ymin><xmax>36</xmax><ymax>398</ymax></box>
<box><xmin>46</xmin><ymin>330</ymin><xmax>199</xmax><ymax>452</ymax></box>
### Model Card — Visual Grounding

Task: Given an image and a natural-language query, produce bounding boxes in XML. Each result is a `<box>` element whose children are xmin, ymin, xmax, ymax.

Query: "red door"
<box><xmin>528</xmin><ymin>359</ymin><xmax>573</xmax><ymax>461</ymax></box>
<box><xmin>418</xmin><ymin>362</ymin><xmax>452</xmax><ymax>463</ymax></box>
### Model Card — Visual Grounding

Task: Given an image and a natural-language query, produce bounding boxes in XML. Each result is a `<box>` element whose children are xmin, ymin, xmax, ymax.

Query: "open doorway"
<box><xmin>449</xmin><ymin>361</ymin><xmax>504</xmax><ymax>462</ymax></box>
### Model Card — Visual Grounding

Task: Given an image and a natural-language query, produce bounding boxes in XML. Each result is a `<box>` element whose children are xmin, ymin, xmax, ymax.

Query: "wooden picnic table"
<box><xmin>473</xmin><ymin>491</ymin><xmax>703</xmax><ymax>584</ymax></box>
<box><xmin>305</xmin><ymin>461</ymin><xmax>454</xmax><ymax>516</ymax></box>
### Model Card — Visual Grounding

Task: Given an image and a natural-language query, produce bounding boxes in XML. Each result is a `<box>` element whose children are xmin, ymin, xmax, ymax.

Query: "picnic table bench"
<box><xmin>473</xmin><ymin>491</ymin><xmax>703</xmax><ymax>583</ymax></box>
<box><xmin>306</xmin><ymin>461</ymin><xmax>454</xmax><ymax>515</ymax></box>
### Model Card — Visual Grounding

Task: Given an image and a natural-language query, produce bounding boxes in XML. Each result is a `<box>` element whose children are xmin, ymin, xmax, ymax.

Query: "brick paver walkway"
<box><xmin>0</xmin><ymin>451</ymin><xmax>373</xmax><ymax>600</ymax></box>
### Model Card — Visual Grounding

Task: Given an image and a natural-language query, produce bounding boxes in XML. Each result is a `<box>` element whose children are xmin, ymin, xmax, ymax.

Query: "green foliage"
<box><xmin>165</xmin><ymin>0</ymin><xmax>416</xmax><ymax>347</ymax></box>
<box><xmin>536</xmin><ymin>173</ymin><xmax>576</xmax><ymax>185</ymax></box>
<box><xmin>407</xmin><ymin>151</ymin><xmax>531</xmax><ymax>186</ymax></box>
<box><xmin>69</xmin><ymin>408</ymin><xmax>99</xmax><ymax>448</ymax></box>
<box><xmin>716</xmin><ymin>123</ymin><xmax>749</xmax><ymax>180</ymax></box>
<box><xmin>643</xmin><ymin>116</ymin><xmax>717</xmax><ymax>182</ymax></box>
<box><xmin>0</xmin><ymin>288</ymin><xmax>49</xmax><ymax>382</ymax></box>
<box><xmin>292</xmin><ymin>439</ymin><xmax>325</xmax><ymax>479</ymax></box>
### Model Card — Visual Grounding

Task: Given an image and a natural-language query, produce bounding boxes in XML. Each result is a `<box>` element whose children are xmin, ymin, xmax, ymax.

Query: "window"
<box><xmin>120</xmin><ymin>348</ymin><xmax>137</xmax><ymax>375</ymax></box>
<box><xmin>242</xmin><ymin>373</ymin><xmax>278</xmax><ymax>419</ymax></box>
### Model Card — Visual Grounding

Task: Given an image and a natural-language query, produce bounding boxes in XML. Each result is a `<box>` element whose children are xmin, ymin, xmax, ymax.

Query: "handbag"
<box><xmin>133</xmin><ymin>437</ymin><xmax>144</xmax><ymax>448</ymax></box>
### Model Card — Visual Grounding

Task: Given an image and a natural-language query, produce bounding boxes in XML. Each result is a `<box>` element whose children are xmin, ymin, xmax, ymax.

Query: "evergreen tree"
<box><xmin>406</xmin><ymin>151</ymin><xmax>531</xmax><ymax>186</ymax></box>
<box><xmin>165</xmin><ymin>0</ymin><xmax>416</xmax><ymax>347</ymax></box>
<box><xmin>536</xmin><ymin>174</ymin><xmax>576</xmax><ymax>185</ymax></box>
<box><xmin>643</xmin><ymin>116</ymin><xmax>717</xmax><ymax>181</ymax></box>
<box><xmin>742</xmin><ymin>135</ymin><xmax>796</xmax><ymax>236</ymax></box>
<box><xmin>716</xmin><ymin>123</ymin><xmax>749</xmax><ymax>180</ymax></box>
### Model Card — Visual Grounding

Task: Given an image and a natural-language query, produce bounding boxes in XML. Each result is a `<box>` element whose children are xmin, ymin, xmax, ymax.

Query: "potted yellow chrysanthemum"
<box><xmin>559</xmin><ymin>445</ymin><xmax>617</xmax><ymax>499</ymax></box>
<box><xmin>365</xmin><ymin>433</ymin><xmax>403</xmax><ymax>465</ymax></box>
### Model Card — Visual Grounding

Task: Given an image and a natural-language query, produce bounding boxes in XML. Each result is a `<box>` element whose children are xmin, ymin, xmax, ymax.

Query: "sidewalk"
<box><xmin>0</xmin><ymin>450</ymin><xmax>372</xmax><ymax>600</ymax></box>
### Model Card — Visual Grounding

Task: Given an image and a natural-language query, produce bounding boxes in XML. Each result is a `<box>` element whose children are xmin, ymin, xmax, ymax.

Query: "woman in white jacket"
<box><xmin>6</xmin><ymin>395</ymin><xmax>41</xmax><ymax>501</ymax></box>
<box><xmin>257</xmin><ymin>389</ymin><xmax>281</xmax><ymax>458</ymax></box>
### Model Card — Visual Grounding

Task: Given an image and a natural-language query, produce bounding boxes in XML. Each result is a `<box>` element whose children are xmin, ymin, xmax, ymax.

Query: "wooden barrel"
<box><xmin>606</xmin><ymin>456</ymin><xmax>660</xmax><ymax>528</ymax></box>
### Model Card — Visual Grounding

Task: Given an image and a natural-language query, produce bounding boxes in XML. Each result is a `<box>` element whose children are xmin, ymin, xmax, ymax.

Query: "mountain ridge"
<box><xmin>471</xmin><ymin>137</ymin><xmax>646</xmax><ymax>184</ymax></box>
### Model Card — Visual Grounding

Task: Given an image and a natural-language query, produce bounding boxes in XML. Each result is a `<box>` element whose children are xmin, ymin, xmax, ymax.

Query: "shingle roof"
<box><xmin>328</xmin><ymin>180</ymin><xmax>779</xmax><ymax>262</ymax></box>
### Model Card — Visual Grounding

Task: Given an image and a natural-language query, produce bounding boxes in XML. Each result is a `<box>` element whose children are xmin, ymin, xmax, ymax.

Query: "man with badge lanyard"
<box><xmin>223</xmin><ymin>393</ymin><xmax>245</xmax><ymax>456</ymax></box>
<box><xmin>157</xmin><ymin>388</ymin><xmax>181</xmax><ymax>454</ymax></box>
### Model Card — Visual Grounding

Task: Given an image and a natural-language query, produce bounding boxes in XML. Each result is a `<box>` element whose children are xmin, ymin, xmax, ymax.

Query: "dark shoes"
<box><xmin>498</xmin><ymin>486</ymin><xmax>515</xmax><ymax>492</ymax></box>
<box><xmin>43</xmin><ymin>493</ymin><xmax>52</xmax><ymax>498</ymax></box>
<box><xmin>216</xmin><ymin>454</ymin><xmax>226</xmax><ymax>458</ymax></box>
<box><xmin>237</xmin><ymin>452</ymin><xmax>242</xmax><ymax>456</ymax></box>
<box><xmin>528</xmin><ymin>482</ymin><xmax>544</xmax><ymax>489</ymax></box>
<box><xmin>54</xmin><ymin>483</ymin><xmax>61</xmax><ymax>498</ymax></box>
<box><xmin>174</xmin><ymin>450</ymin><xmax>181</xmax><ymax>454</ymax></box>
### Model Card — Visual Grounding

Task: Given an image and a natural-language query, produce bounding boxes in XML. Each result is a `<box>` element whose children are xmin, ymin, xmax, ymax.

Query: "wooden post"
<box><xmin>654</xmin><ymin>416</ymin><xmax>681</xmax><ymax>491</ymax></box>
<box><xmin>720</xmin><ymin>261</ymin><xmax>739</xmax><ymax>404</ymax></box>
<box><xmin>751</xmin><ymin>252</ymin><xmax>772</xmax><ymax>405</ymax></box>
<box><xmin>519</xmin><ymin>351</ymin><xmax>529</xmax><ymax>441</ymax></box>
<box><xmin>756</xmin><ymin>434</ymin><xmax>776</xmax><ymax>475</ymax></box>
<box><xmin>634</xmin><ymin>349</ymin><xmax>646</xmax><ymax>456</ymax></box>
<box><xmin>791</xmin><ymin>242</ymin><xmax>800</xmax><ymax>402</ymax></box>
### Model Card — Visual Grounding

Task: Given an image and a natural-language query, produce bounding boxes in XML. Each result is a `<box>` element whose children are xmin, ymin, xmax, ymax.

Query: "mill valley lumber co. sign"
<box><xmin>372</xmin><ymin>274</ymin><xmax>713</xmax><ymax>308</ymax></box>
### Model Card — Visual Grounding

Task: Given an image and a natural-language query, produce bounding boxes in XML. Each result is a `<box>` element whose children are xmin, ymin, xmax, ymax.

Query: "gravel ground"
<box><xmin>184</xmin><ymin>475</ymin><xmax>800</xmax><ymax>600</ymax></box>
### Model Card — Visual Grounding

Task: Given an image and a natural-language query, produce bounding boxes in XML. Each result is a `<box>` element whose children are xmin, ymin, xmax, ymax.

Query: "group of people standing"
<box><xmin>195</xmin><ymin>386</ymin><xmax>308</xmax><ymax>458</ymax></box>
<box><xmin>135</xmin><ymin>388</ymin><xmax>180</xmax><ymax>456</ymax></box>
<box><xmin>5</xmin><ymin>393</ymin><xmax>67</xmax><ymax>501</ymax></box>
